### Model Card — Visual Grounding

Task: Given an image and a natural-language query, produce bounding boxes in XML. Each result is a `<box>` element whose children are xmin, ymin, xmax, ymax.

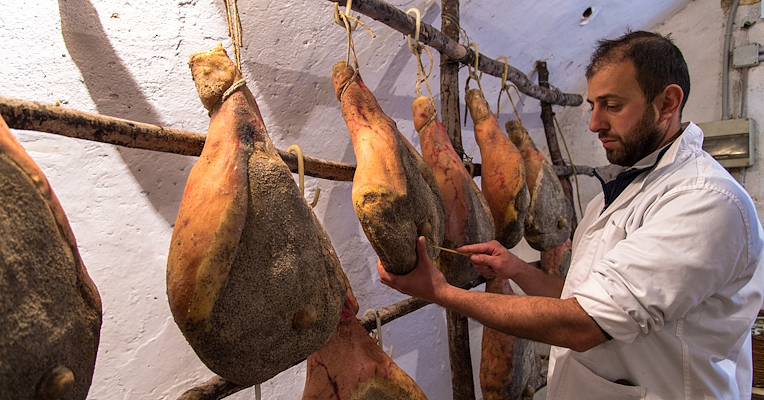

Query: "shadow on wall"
<box><xmin>58</xmin><ymin>0</ymin><xmax>194</xmax><ymax>225</ymax></box>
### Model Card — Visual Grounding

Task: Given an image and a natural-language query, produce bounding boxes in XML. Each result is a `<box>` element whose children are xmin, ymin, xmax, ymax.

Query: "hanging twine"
<box><xmin>333</xmin><ymin>0</ymin><xmax>376</xmax><ymax>70</ymax></box>
<box><xmin>495</xmin><ymin>55</ymin><xmax>525</xmax><ymax>125</ymax></box>
<box><xmin>334</xmin><ymin>1</ymin><xmax>375</xmax><ymax>101</ymax></box>
<box><xmin>223</xmin><ymin>0</ymin><xmax>243</xmax><ymax>71</ymax></box>
<box><xmin>406</xmin><ymin>8</ymin><xmax>436</xmax><ymax>113</ymax></box>
<box><xmin>463</xmin><ymin>42</ymin><xmax>484</xmax><ymax>127</ymax></box>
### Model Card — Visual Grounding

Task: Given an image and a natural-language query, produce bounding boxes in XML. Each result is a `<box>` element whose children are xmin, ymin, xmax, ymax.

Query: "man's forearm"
<box><xmin>434</xmin><ymin>285</ymin><xmax>606</xmax><ymax>352</ymax></box>
<box><xmin>510</xmin><ymin>260</ymin><xmax>565</xmax><ymax>298</ymax></box>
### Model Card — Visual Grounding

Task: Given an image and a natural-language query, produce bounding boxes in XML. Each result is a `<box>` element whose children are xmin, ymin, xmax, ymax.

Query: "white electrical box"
<box><xmin>698</xmin><ymin>118</ymin><xmax>755</xmax><ymax>168</ymax></box>
<box><xmin>733</xmin><ymin>43</ymin><xmax>761</xmax><ymax>68</ymax></box>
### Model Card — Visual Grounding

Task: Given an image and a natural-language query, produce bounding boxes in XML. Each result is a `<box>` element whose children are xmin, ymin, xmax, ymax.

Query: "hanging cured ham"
<box><xmin>539</xmin><ymin>239</ymin><xmax>572</xmax><ymax>277</ymax></box>
<box><xmin>333</xmin><ymin>61</ymin><xmax>445</xmax><ymax>275</ymax></box>
<box><xmin>465</xmin><ymin>89</ymin><xmax>530</xmax><ymax>249</ymax></box>
<box><xmin>506</xmin><ymin>120</ymin><xmax>570</xmax><ymax>251</ymax></box>
<box><xmin>413</xmin><ymin>96</ymin><xmax>494</xmax><ymax>286</ymax></box>
<box><xmin>480</xmin><ymin>278</ymin><xmax>543</xmax><ymax>400</ymax></box>
<box><xmin>167</xmin><ymin>44</ymin><xmax>346</xmax><ymax>386</ymax></box>
<box><xmin>0</xmin><ymin>115</ymin><xmax>102</xmax><ymax>399</ymax></box>
<box><xmin>302</xmin><ymin>274</ymin><xmax>429</xmax><ymax>400</ymax></box>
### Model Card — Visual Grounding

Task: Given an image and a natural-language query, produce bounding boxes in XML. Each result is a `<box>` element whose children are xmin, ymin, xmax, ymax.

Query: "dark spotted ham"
<box><xmin>333</xmin><ymin>61</ymin><xmax>445</xmax><ymax>275</ymax></box>
<box><xmin>167</xmin><ymin>44</ymin><xmax>346</xmax><ymax>385</ymax></box>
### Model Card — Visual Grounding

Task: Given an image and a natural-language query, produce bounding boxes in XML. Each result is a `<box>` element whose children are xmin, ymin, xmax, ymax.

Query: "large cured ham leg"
<box><xmin>167</xmin><ymin>44</ymin><xmax>346</xmax><ymax>385</ymax></box>
<box><xmin>480</xmin><ymin>278</ymin><xmax>543</xmax><ymax>400</ymax></box>
<box><xmin>465</xmin><ymin>89</ymin><xmax>529</xmax><ymax>249</ymax></box>
<box><xmin>302</xmin><ymin>276</ymin><xmax>428</xmax><ymax>400</ymax></box>
<box><xmin>333</xmin><ymin>61</ymin><xmax>445</xmax><ymax>275</ymax></box>
<box><xmin>413</xmin><ymin>96</ymin><xmax>494</xmax><ymax>286</ymax></box>
<box><xmin>539</xmin><ymin>239</ymin><xmax>572</xmax><ymax>277</ymax></box>
<box><xmin>0</xmin><ymin>115</ymin><xmax>102</xmax><ymax>399</ymax></box>
<box><xmin>506</xmin><ymin>121</ymin><xmax>570</xmax><ymax>251</ymax></box>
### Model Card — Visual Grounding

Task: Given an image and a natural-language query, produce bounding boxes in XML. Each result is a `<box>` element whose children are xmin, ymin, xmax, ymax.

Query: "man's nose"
<box><xmin>589</xmin><ymin>107</ymin><xmax>608</xmax><ymax>133</ymax></box>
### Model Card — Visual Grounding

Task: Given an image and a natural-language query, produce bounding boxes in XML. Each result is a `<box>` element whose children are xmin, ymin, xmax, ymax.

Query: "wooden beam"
<box><xmin>0</xmin><ymin>96</ymin><xmax>356</xmax><ymax>182</ymax></box>
<box><xmin>328</xmin><ymin>0</ymin><xmax>583</xmax><ymax>107</ymax></box>
<box><xmin>440</xmin><ymin>0</ymin><xmax>463</xmax><ymax>159</ymax></box>
<box><xmin>537</xmin><ymin>61</ymin><xmax>578</xmax><ymax>237</ymax></box>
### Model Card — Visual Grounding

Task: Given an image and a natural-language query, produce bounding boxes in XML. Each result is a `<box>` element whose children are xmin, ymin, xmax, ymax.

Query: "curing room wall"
<box><xmin>556</xmin><ymin>0</ymin><xmax>764</xmax><ymax>225</ymax></box>
<box><xmin>0</xmin><ymin>0</ymin><xmax>511</xmax><ymax>398</ymax></box>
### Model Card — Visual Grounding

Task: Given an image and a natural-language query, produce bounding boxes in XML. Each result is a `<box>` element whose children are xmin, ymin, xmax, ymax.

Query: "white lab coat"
<box><xmin>546</xmin><ymin>123</ymin><xmax>764</xmax><ymax>400</ymax></box>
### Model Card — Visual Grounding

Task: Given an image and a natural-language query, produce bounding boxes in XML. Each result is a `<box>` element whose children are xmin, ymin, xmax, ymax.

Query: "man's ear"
<box><xmin>654</xmin><ymin>84</ymin><xmax>684</xmax><ymax>123</ymax></box>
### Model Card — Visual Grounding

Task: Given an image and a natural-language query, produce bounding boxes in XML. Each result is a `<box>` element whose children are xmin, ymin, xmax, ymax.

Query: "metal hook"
<box><xmin>287</xmin><ymin>144</ymin><xmax>321</xmax><ymax>208</ymax></box>
<box><xmin>405</xmin><ymin>8</ymin><xmax>421</xmax><ymax>55</ymax></box>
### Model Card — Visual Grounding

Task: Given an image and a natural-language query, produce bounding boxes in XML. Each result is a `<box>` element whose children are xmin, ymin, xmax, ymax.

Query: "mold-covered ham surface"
<box><xmin>333</xmin><ymin>61</ymin><xmax>445</xmax><ymax>275</ymax></box>
<box><xmin>0</xmin><ymin>115</ymin><xmax>102</xmax><ymax>399</ymax></box>
<box><xmin>167</xmin><ymin>44</ymin><xmax>346</xmax><ymax>385</ymax></box>
<box><xmin>506</xmin><ymin>120</ymin><xmax>570</xmax><ymax>251</ymax></box>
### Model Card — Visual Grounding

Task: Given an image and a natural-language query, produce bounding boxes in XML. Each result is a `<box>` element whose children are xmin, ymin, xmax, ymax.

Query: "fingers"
<box><xmin>376</xmin><ymin>259</ymin><xmax>392</xmax><ymax>286</ymax></box>
<box><xmin>416</xmin><ymin>235</ymin><xmax>429</xmax><ymax>261</ymax></box>
<box><xmin>458</xmin><ymin>240</ymin><xmax>503</xmax><ymax>255</ymax></box>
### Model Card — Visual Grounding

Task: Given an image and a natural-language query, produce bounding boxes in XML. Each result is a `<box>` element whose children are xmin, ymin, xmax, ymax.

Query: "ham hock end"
<box><xmin>333</xmin><ymin>61</ymin><xmax>445</xmax><ymax>275</ymax></box>
<box><xmin>0</xmin><ymin>116</ymin><xmax>102</xmax><ymax>400</ymax></box>
<box><xmin>167</xmin><ymin>44</ymin><xmax>346</xmax><ymax>386</ymax></box>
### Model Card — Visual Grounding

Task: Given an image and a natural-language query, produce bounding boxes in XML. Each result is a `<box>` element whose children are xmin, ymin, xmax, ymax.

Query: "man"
<box><xmin>377</xmin><ymin>31</ymin><xmax>764</xmax><ymax>399</ymax></box>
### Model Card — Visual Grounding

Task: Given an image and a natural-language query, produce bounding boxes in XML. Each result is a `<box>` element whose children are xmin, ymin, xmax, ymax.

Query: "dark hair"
<box><xmin>585</xmin><ymin>31</ymin><xmax>690</xmax><ymax>115</ymax></box>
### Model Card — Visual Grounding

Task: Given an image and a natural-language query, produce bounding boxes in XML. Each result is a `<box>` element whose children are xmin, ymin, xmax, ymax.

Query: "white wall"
<box><xmin>4</xmin><ymin>0</ymin><xmax>751</xmax><ymax>398</ymax></box>
<box><xmin>556</xmin><ymin>0</ymin><xmax>764</xmax><ymax>220</ymax></box>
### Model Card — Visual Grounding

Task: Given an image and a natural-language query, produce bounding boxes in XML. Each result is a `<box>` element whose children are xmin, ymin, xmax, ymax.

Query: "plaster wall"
<box><xmin>0</xmin><ymin>0</ymin><xmax>731</xmax><ymax>398</ymax></box>
<box><xmin>556</xmin><ymin>0</ymin><xmax>764</xmax><ymax>221</ymax></box>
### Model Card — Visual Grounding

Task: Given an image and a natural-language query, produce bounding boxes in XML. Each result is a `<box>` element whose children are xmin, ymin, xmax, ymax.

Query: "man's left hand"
<box><xmin>376</xmin><ymin>236</ymin><xmax>450</xmax><ymax>303</ymax></box>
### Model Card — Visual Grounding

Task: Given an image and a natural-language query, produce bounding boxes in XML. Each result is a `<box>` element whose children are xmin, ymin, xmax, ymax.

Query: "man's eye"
<box><xmin>606</xmin><ymin>104</ymin><xmax>620</xmax><ymax>111</ymax></box>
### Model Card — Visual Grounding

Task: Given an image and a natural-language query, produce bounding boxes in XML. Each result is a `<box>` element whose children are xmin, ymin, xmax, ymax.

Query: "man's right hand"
<box><xmin>458</xmin><ymin>240</ymin><xmax>522</xmax><ymax>280</ymax></box>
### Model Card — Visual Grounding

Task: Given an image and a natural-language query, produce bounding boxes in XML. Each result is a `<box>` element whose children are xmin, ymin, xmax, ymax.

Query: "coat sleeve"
<box><xmin>572</xmin><ymin>180</ymin><xmax>759</xmax><ymax>343</ymax></box>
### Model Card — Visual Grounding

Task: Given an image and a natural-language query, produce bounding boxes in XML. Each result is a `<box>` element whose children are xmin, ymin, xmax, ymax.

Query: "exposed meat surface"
<box><xmin>303</xmin><ymin>279</ymin><xmax>428</xmax><ymax>400</ymax></box>
<box><xmin>167</xmin><ymin>44</ymin><xmax>346</xmax><ymax>385</ymax></box>
<box><xmin>506</xmin><ymin>121</ymin><xmax>570</xmax><ymax>251</ymax></box>
<box><xmin>333</xmin><ymin>61</ymin><xmax>445</xmax><ymax>275</ymax></box>
<box><xmin>0</xmin><ymin>115</ymin><xmax>102</xmax><ymax>399</ymax></box>
<box><xmin>465</xmin><ymin>89</ymin><xmax>529</xmax><ymax>249</ymax></box>
<box><xmin>539</xmin><ymin>239</ymin><xmax>572</xmax><ymax>277</ymax></box>
<box><xmin>480</xmin><ymin>278</ymin><xmax>543</xmax><ymax>400</ymax></box>
<box><xmin>413</xmin><ymin>96</ymin><xmax>494</xmax><ymax>286</ymax></box>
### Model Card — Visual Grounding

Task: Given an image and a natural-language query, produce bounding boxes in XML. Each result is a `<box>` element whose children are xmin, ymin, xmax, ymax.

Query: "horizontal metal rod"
<box><xmin>328</xmin><ymin>0</ymin><xmax>583</xmax><ymax>107</ymax></box>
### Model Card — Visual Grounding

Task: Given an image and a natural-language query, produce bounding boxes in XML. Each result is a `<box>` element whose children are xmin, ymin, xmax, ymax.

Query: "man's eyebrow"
<box><xmin>586</xmin><ymin>94</ymin><xmax>622</xmax><ymax>104</ymax></box>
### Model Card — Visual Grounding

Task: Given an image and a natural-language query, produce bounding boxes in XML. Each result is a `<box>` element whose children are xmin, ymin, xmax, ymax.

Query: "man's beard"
<box><xmin>600</xmin><ymin>107</ymin><xmax>664</xmax><ymax>167</ymax></box>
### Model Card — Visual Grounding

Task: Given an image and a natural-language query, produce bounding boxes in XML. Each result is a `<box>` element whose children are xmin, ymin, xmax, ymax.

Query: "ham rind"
<box><xmin>332</xmin><ymin>61</ymin><xmax>445</xmax><ymax>275</ymax></box>
<box><xmin>413</xmin><ymin>96</ymin><xmax>494</xmax><ymax>286</ymax></box>
<box><xmin>539</xmin><ymin>239</ymin><xmax>572</xmax><ymax>277</ymax></box>
<box><xmin>0</xmin><ymin>115</ymin><xmax>102</xmax><ymax>399</ymax></box>
<box><xmin>506</xmin><ymin>120</ymin><xmax>571</xmax><ymax>251</ymax></box>
<box><xmin>480</xmin><ymin>278</ymin><xmax>543</xmax><ymax>400</ymax></box>
<box><xmin>302</xmin><ymin>278</ymin><xmax>429</xmax><ymax>400</ymax></box>
<box><xmin>465</xmin><ymin>89</ymin><xmax>530</xmax><ymax>249</ymax></box>
<box><xmin>167</xmin><ymin>44</ymin><xmax>346</xmax><ymax>385</ymax></box>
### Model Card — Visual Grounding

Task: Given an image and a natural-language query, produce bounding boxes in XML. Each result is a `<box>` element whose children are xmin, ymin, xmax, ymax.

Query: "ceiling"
<box><xmin>454</xmin><ymin>0</ymin><xmax>693</xmax><ymax>95</ymax></box>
